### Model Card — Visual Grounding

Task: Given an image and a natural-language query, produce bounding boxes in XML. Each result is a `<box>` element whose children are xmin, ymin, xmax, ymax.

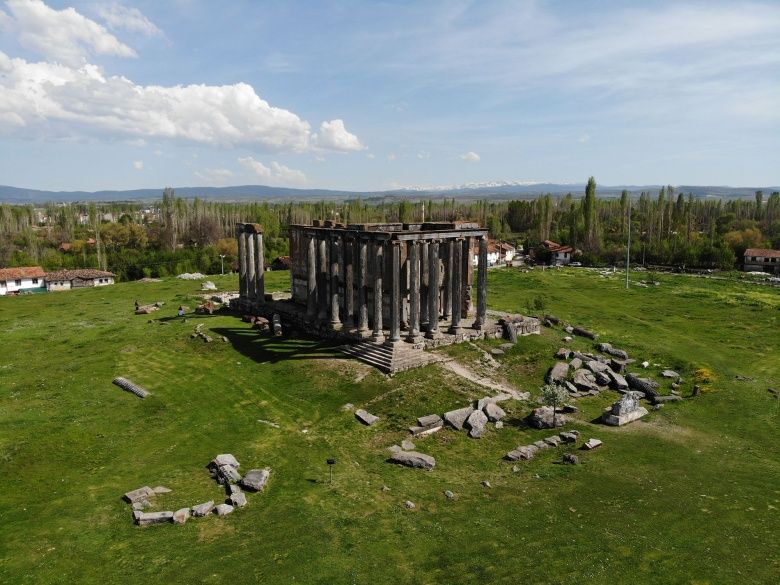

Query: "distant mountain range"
<box><xmin>0</xmin><ymin>181</ymin><xmax>776</xmax><ymax>204</ymax></box>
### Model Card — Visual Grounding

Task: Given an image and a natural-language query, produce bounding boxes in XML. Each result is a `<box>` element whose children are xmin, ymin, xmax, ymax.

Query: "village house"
<box><xmin>472</xmin><ymin>240</ymin><xmax>517</xmax><ymax>267</ymax></box>
<box><xmin>743</xmin><ymin>248</ymin><xmax>780</xmax><ymax>274</ymax></box>
<box><xmin>45</xmin><ymin>269</ymin><xmax>116</xmax><ymax>291</ymax></box>
<box><xmin>0</xmin><ymin>267</ymin><xmax>46</xmax><ymax>296</ymax></box>
<box><xmin>542</xmin><ymin>240</ymin><xmax>574</xmax><ymax>266</ymax></box>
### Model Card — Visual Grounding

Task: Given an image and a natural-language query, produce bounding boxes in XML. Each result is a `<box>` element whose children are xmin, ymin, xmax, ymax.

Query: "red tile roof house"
<box><xmin>743</xmin><ymin>248</ymin><xmax>780</xmax><ymax>275</ymax></box>
<box><xmin>0</xmin><ymin>266</ymin><xmax>46</xmax><ymax>296</ymax></box>
<box><xmin>45</xmin><ymin>269</ymin><xmax>116</xmax><ymax>291</ymax></box>
<box><xmin>542</xmin><ymin>240</ymin><xmax>574</xmax><ymax>265</ymax></box>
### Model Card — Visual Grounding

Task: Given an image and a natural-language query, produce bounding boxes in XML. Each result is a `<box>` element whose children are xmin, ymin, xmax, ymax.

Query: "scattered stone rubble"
<box><xmin>506</xmin><ymin>430</ymin><xmax>581</xmax><ymax>461</ymax></box>
<box><xmin>125</xmin><ymin>454</ymin><xmax>270</xmax><ymax>527</ymax></box>
<box><xmin>176</xmin><ymin>272</ymin><xmax>206</xmax><ymax>280</ymax></box>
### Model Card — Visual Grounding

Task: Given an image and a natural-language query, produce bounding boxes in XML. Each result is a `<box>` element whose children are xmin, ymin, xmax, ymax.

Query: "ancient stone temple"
<box><xmin>233</xmin><ymin>220</ymin><xmax>539</xmax><ymax>372</ymax></box>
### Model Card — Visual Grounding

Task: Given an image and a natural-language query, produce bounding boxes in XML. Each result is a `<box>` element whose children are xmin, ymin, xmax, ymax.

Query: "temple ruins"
<box><xmin>233</xmin><ymin>220</ymin><xmax>539</xmax><ymax>372</ymax></box>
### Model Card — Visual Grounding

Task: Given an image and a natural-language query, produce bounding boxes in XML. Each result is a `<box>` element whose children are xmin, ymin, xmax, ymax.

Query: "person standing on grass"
<box><xmin>178</xmin><ymin>305</ymin><xmax>185</xmax><ymax>318</ymax></box>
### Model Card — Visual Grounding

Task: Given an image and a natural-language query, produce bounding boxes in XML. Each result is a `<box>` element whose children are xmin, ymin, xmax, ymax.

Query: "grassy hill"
<box><xmin>0</xmin><ymin>269</ymin><xmax>778</xmax><ymax>584</ymax></box>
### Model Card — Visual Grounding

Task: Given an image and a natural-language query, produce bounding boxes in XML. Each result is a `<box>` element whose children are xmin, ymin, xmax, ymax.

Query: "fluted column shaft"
<box><xmin>443</xmin><ymin>240</ymin><xmax>453</xmax><ymax>319</ymax></box>
<box><xmin>246</xmin><ymin>233</ymin><xmax>256</xmax><ymax>301</ymax></box>
<box><xmin>426</xmin><ymin>240</ymin><xmax>441</xmax><ymax>338</ymax></box>
<box><xmin>255</xmin><ymin>232</ymin><xmax>265</xmax><ymax>302</ymax></box>
<box><xmin>357</xmin><ymin>238</ymin><xmax>369</xmax><ymax>335</ymax></box>
<box><xmin>306</xmin><ymin>235</ymin><xmax>317</xmax><ymax>319</ymax></box>
<box><xmin>317</xmin><ymin>237</ymin><xmax>328</xmax><ymax>320</ymax></box>
<box><xmin>238</xmin><ymin>228</ymin><xmax>248</xmax><ymax>300</ymax></box>
<box><xmin>371</xmin><ymin>241</ymin><xmax>385</xmax><ymax>343</ymax></box>
<box><xmin>388</xmin><ymin>241</ymin><xmax>401</xmax><ymax>343</ymax></box>
<box><xmin>330</xmin><ymin>235</ymin><xmax>342</xmax><ymax>329</ymax></box>
<box><xmin>474</xmin><ymin>235</ymin><xmax>488</xmax><ymax>329</ymax></box>
<box><xmin>407</xmin><ymin>241</ymin><xmax>421</xmax><ymax>342</ymax></box>
<box><xmin>344</xmin><ymin>236</ymin><xmax>355</xmax><ymax>329</ymax></box>
<box><xmin>420</xmin><ymin>241</ymin><xmax>429</xmax><ymax>325</ymax></box>
<box><xmin>461</xmin><ymin>237</ymin><xmax>472</xmax><ymax>315</ymax></box>
<box><xmin>449</xmin><ymin>238</ymin><xmax>463</xmax><ymax>333</ymax></box>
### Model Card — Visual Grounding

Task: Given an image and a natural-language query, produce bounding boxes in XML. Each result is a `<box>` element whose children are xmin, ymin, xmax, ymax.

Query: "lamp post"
<box><xmin>219</xmin><ymin>254</ymin><xmax>226</xmax><ymax>275</ymax></box>
<box><xmin>326</xmin><ymin>457</ymin><xmax>336</xmax><ymax>484</ymax></box>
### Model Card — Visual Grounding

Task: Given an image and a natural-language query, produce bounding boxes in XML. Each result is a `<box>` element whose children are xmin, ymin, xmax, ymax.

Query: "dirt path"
<box><xmin>439</xmin><ymin>359</ymin><xmax>529</xmax><ymax>400</ymax></box>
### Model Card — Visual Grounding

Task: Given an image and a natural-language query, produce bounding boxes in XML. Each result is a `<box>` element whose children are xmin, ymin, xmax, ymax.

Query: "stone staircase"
<box><xmin>340</xmin><ymin>341</ymin><xmax>442</xmax><ymax>374</ymax></box>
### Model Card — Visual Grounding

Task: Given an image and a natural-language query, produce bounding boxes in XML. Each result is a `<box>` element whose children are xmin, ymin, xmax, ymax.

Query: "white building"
<box><xmin>45</xmin><ymin>269</ymin><xmax>115</xmax><ymax>291</ymax></box>
<box><xmin>0</xmin><ymin>266</ymin><xmax>46</xmax><ymax>296</ymax></box>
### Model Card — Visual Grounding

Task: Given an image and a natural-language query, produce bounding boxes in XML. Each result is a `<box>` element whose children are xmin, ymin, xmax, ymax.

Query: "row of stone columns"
<box><xmin>237</xmin><ymin>225</ymin><xmax>265</xmax><ymax>304</ymax></box>
<box><xmin>305</xmin><ymin>232</ymin><xmax>488</xmax><ymax>344</ymax></box>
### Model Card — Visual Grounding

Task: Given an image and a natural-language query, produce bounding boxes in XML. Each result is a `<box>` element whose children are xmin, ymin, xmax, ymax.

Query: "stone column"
<box><xmin>329</xmin><ymin>234</ymin><xmax>342</xmax><ymax>330</ymax></box>
<box><xmin>344</xmin><ymin>235</ymin><xmax>355</xmax><ymax>329</ymax></box>
<box><xmin>461</xmin><ymin>237</ymin><xmax>472</xmax><ymax>315</ymax></box>
<box><xmin>420</xmin><ymin>240</ymin><xmax>429</xmax><ymax>325</ymax></box>
<box><xmin>474</xmin><ymin>235</ymin><xmax>488</xmax><ymax>330</ymax></box>
<box><xmin>306</xmin><ymin>235</ymin><xmax>317</xmax><ymax>319</ymax></box>
<box><xmin>317</xmin><ymin>236</ymin><xmax>328</xmax><ymax>321</ymax></box>
<box><xmin>371</xmin><ymin>240</ymin><xmax>385</xmax><ymax>343</ymax></box>
<box><xmin>357</xmin><ymin>238</ymin><xmax>370</xmax><ymax>336</ymax></box>
<box><xmin>237</xmin><ymin>226</ymin><xmax>247</xmax><ymax>300</ymax></box>
<box><xmin>449</xmin><ymin>238</ymin><xmax>463</xmax><ymax>334</ymax></box>
<box><xmin>246</xmin><ymin>232</ymin><xmax>256</xmax><ymax>301</ymax></box>
<box><xmin>407</xmin><ymin>241</ymin><xmax>422</xmax><ymax>343</ymax></box>
<box><xmin>387</xmin><ymin>241</ymin><xmax>402</xmax><ymax>345</ymax></box>
<box><xmin>254</xmin><ymin>231</ymin><xmax>265</xmax><ymax>302</ymax></box>
<box><xmin>426</xmin><ymin>239</ymin><xmax>441</xmax><ymax>338</ymax></box>
<box><xmin>443</xmin><ymin>239</ymin><xmax>453</xmax><ymax>320</ymax></box>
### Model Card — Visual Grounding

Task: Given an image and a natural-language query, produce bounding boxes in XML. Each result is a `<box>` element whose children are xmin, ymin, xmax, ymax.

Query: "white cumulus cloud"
<box><xmin>460</xmin><ymin>151</ymin><xmax>480</xmax><ymax>162</ymax></box>
<box><xmin>0</xmin><ymin>52</ymin><xmax>364</xmax><ymax>153</ymax></box>
<box><xmin>0</xmin><ymin>0</ymin><xmax>136</xmax><ymax>66</ymax></box>
<box><xmin>313</xmin><ymin>119</ymin><xmax>364</xmax><ymax>151</ymax></box>
<box><xmin>238</xmin><ymin>156</ymin><xmax>309</xmax><ymax>186</ymax></box>
<box><xmin>95</xmin><ymin>2</ymin><xmax>163</xmax><ymax>37</ymax></box>
<box><xmin>132</xmin><ymin>160</ymin><xmax>143</xmax><ymax>170</ymax></box>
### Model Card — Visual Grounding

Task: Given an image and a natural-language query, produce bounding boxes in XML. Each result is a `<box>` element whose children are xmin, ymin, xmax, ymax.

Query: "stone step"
<box><xmin>340</xmin><ymin>342</ymin><xmax>439</xmax><ymax>374</ymax></box>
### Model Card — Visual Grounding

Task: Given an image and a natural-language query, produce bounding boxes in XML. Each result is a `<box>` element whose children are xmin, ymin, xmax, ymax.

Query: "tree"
<box><xmin>583</xmin><ymin>177</ymin><xmax>597</xmax><ymax>251</ymax></box>
<box><xmin>541</xmin><ymin>384</ymin><xmax>569</xmax><ymax>427</ymax></box>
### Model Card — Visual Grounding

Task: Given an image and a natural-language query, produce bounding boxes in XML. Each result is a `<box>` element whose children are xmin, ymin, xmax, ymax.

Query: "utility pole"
<box><xmin>626</xmin><ymin>199</ymin><xmax>631</xmax><ymax>289</ymax></box>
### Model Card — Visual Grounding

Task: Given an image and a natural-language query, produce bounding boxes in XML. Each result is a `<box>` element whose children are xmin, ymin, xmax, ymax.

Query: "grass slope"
<box><xmin>0</xmin><ymin>269</ymin><xmax>778</xmax><ymax>584</ymax></box>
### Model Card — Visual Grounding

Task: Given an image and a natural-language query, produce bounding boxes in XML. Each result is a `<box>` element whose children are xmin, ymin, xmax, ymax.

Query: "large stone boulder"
<box><xmin>661</xmin><ymin>370</ymin><xmax>680</xmax><ymax>379</ymax></box>
<box><xmin>506</xmin><ymin>446</ymin><xmax>536</xmax><ymax>461</ymax></box>
<box><xmin>476</xmin><ymin>394</ymin><xmax>512</xmax><ymax>410</ymax></box>
<box><xmin>191</xmin><ymin>501</ymin><xmax>215</xmax><ymax>517</ymax></box>
<box><xmin>355</xmin><ymin>409</ymin><xmax>380</xmax><ymax>426</ymax></box>
<box><xmin>443</xmin><ymin>406</ymin><xmax>475</xmax><ymax>430</ymax></box>
<box><xmin>527</xmin><ymin>406</ymin><xmax>568</xmax><ymax>429</ymax></box>
<box><xmin>136</xmin><ymin>511</ymin><xmax>174</xmax><ymax>526</ymax></box>
<box><xmin>573</xmin><ymin>369</ymin><xmax>599</xmax><ymax>391</ymax></box>
<box><xmin>546</xmin><ymin>362</ymin><xmax>570</xmax><ymax>384</ymax></box>
<box><xmin>388</xmin><ymin>449</ymin><xmax>436</xmax><ymax>470</ymax></box>
<box><xmin>123</xmin><ymin>486</ymin><xmax>155</xmax><ymax>503</ymax></box>
<box><xmin>483</xmin><ymin>402</ymin><xmax>506</xmax><ymax>422</ymax></box>
<box><xmin>214</xmin><ymin>503</ymin><xmax>234</xmax><ymax>516</ymax></box>
<box><xmin>240</xmin><ymin>468</ymin><xmax>271</xmax><ymax>492</ymax></box>
<box><xmin>173</xmin><ymin>508</ymin><xmax>190</xmax><ymax>525</ymax></box>
<box><xmin>607</xmin><ymin>370</ymin><xmax>629</xmax><ymax>391</ymax></box>
<box><xmin>465</xmin><ymin>409</ymin><xmax>488</xmax><ymax>438</ymax></box>
<box><xmin>213</xmin><ymin>454</ymin><xmax>240</xmax><ymax>468</ymax></box>
<box><xmin>229</xmin><ymin>491</ymin><xmax>248</xmax><ymax>508</ymax></box>
<box><xmin>417</xmin><ymin>414</ymin><xmax>443</xmax><ymax>427</ymax></box>
<box><xmin>555</xmin><ymin>348</ymin><xmax>572</xmax><ymax>359</ymax></box>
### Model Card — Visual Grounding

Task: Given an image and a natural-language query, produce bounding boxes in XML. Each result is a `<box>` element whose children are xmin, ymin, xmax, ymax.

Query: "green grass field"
<box><xmin>1</xmin><ymin>268</ymin><xmax>778</xmax><ymax>584</ymax></box>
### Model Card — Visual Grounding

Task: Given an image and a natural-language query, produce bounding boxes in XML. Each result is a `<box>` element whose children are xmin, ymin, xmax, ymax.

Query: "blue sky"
<box><xmin>0</xmin><ymin>0</ymin><xmax>778</xmax><ymax>192</ymax></box>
